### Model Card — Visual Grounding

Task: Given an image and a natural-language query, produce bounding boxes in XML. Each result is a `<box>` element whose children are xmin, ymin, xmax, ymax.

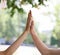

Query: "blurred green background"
<box><xmin>0</xmin><ymin>0</ymin><xmax>60</xmax><ymax>47</ymax></box>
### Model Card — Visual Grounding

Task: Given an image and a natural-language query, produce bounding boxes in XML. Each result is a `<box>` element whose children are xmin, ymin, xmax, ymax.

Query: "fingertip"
<box><xmin>29</xmin><ymin>10</ymin><xmax>32</xmax><ymax>14</ymax></box>
<box><xmin>30</xmin><ymin>10</ymin><xmax>31</xmax><ymax>13</ymax></box>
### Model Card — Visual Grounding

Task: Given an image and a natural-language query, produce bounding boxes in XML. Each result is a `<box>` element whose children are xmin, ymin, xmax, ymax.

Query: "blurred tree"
<box><xmin>0</xmin><ymin>9</ymin><xmax>18</xmax><ymax>42</ymax></box>
<box><xmin>0</xmin><ymin>22</ymin><xmax>3</xmax><ymax>38</ymax></box>
<box><xmin>53</xmin><ymin>4</ymin><xmax>60</xmax><ymax>39</ymax></box>
<box><xmin>4</xmin><ymin>18</ymin><xmax>17</xmax><ymax>39</ymax></box>
<box><xmin>52</xmin><ymin>4</ymin><xmax>60</xmax><ymax>47</ymax></box>
<box><xmin>0</xmin><ymin>0</ymin><xmax>47</xmax><ymax>16</ymax></box>
<box><xmin>0</xmin><ymin>0</ymin><xmax>49</xmax><ymax>44</ymax></box>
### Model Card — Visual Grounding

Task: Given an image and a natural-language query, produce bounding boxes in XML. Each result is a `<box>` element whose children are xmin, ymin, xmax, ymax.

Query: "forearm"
<box><xmin>48</xmin><ymin>48</ymin><xmax>60</xmax><ymax>55</ymax></box>
<box><xmin>4</xmin><ymin>31</ymin><xmax>28</xmax><ymax>55</ymax></box>
<box><xmin>31</xmin><ymin>31</ymin><xmax>60</xmax><ymax>55</ymax></box>
<box><xmin>0</xmin><ymin>51</ymin><xmax>5</xmax><ymax>55</ymax></box>
<box><xmin>31</xmin><ymin>30</ymin><xmax>49</xmax><ymax>54</ymax></box>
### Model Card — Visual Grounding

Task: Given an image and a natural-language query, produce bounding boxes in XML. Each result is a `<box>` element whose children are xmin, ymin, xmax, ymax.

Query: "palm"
<box><xmin>25</xmin><ymin>10</ymin><xmax>32</xmax><ymax>31</ymax></box>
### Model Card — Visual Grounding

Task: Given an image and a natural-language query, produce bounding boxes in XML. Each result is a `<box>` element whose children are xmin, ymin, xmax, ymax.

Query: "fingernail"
<box><xmin>30</xmin><ymin>10</ymin><xmax>31</xmax><ymax>14</ymax></box>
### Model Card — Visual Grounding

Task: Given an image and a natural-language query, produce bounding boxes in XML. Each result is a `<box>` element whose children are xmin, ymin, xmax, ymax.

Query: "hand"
<box><xmin>30</xmin><ymin>20</ymin><xmax>35</xmax><ymax>34</ymax></box>
<box><xmin>25</xmin><ymin>10</ymin><xmax>32</xmax><ymax>32</ymax></box>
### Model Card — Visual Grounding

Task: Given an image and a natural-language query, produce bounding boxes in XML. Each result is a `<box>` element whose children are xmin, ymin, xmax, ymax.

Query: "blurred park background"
<box><xmin>0</xmin><ymin>0</ymin><xmax>60</xmax><ymax>48</ymax></box>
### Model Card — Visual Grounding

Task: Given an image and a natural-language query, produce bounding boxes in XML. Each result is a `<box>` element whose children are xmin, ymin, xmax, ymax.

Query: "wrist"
<box><xmin>31</xmin><ymin>29</ymin><xmax>35</xmax><ymax>34</ymax></box>
<box><xmin>24</xmin><ymin>30</ymin><xmax>29</xmax><ymax>34</ymax></box>
<box><xmin>31</xmin><ymin>30</ymin><xmax>38</xmax><ymax>38</ymax></box>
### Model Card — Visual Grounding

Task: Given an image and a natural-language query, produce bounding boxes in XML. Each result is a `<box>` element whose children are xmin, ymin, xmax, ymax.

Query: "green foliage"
<box><xmin>53</xmin><ymin>4</ymin><xmax>60</xmax><ymax>40</ymax></box>
<box><xmin>4</xmin><ymin>18</ymin><xmax>17</xmax><ymax>38</ymax></box>
<box><xmin>38</xmin><ymin>0</ymin><xmax>44</xmax><ymax>5</ymax></box>
<box><xmin>38</xmin><ymin>0</ymin><xmax>47</xmax><ymax>5</ymax></box>
<box><xmin>0</xmin><ymin>22</ymin><xmax>3</xmax><ymax>32</ymax></box>
<box><xmin>0</xmin><ymin>22</ymin><xmax>3</xmax><ymax>38</ymax></box>
<box><xmin>23</xmin><ymin>0</ymin><xmax>33</xmax><ymax>4</ymax></box>
<box><xmin>5</xmin><ymin>0</ymin><xmax>47</xmax><ymax>17</ymax></box>
<box><xmin>51</xmin><ymin>4</ymin><xmax>60</xmax><ymax>46</ymax></box>
<box><xmin>51</xmin><ymin>36</ymin><xmax>57</xmax><ymax>45</ymax></box>
<box><xmin>0</xmin><ymin>0</ymin><xmax>48</xmax><ymax>44</ymax></box>
<box><xmin>0</xmin><ymin>9</ymin><xmax>18</xmax><ymax>40</ymax></box>
<box><xmin>24</xmin><ymin>34</ymin><xmax>33</xmax><ymax>44</ymax></box>
<box><xmin>6</xmin><ymin>0</ymin><xmax>24</xmax><ymax>16</ymax></box>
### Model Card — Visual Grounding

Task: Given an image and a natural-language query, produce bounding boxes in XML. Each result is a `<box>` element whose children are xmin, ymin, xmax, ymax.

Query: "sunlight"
<box><xmin>22</xmin><ymin>3</ymin><xmax>56</xmax><ymax>33</ymax></box>
<box><xmin>0</xmin><ymin>0</ymin><xmax>60</xmax><ymax>55</ymax></box>
<box><xmin>31</xmin><ymin>7</ymin><xmax>56</xmax><ymax>32</ymax></box>
<box><xmin>0</xmin><ymin>0</ymin><xmax>58</xmax><ymax>33</ymax></box>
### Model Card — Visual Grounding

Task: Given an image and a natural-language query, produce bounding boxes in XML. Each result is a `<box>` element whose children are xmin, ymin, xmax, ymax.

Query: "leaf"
<box><xmin>10</xmin><ymin>8</ymin><xmax>15</xmax><ymax>17</ymax></box>
<box><xmin>6</xmin><ymin>0</ymin><xmax>47</xmax><ymax>17</ymax></box>
<box><xmin>27</xmin><ymin>0</ymin><xmax>33</xmax><ymax>4</ymax></box>
<box><xmin>33</xmin><ymin>3</ymin><xmax>38</xmax><ymax>8</ymax></box>
<box><xmin>38</xmin><ymin>0</ymin><xmax>44</xmax><ymax>5</ymax></box>
<box><xmin>17</xmin><ymin>8</ymin><xmax>25</xmax><ymax>14</ymax></box>
<box><xmin>7</xmin><ymin>0</ymin><xmax>12</xmax><ymax>8</ymax></box>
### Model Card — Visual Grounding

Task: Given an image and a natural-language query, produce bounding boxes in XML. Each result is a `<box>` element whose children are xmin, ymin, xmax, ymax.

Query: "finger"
<box><xmin>29</xmin><ymin>10</ymin><xmax>32</xmax><ymax>16</ymax></box>
<box><xmin>27</xmin><ymin>10</ymin><xmax>32</xmax><ymax>26</ymax></box>
<box><xmin>29</xmin><ymin>19</ymin><xmax>32</xmax><ymax>26</ymax></box>
<box><xmin>30</xmin><ymin>10</ymin><xmax>32</xmax><ymax>17</ymax></box>
<box><xmin>32</xmin><ymin>21</ymin><xmax>34</xmax><ymax>26</ymax></box>
<box><xmin>29</xmin><ymin>10</ymin><xmax>31</xmax><ymax>14</ymax></box>
<box><xmin>28</xmin><ymin>10</ymin><xmax>32</xmax><ymax>19</ymax></box>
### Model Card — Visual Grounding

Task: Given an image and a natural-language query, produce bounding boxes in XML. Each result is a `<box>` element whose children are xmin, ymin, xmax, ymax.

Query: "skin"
<box><xmin>0</xmin><ymin>11</ymin><xmax>60</xmax><ymax>55</ymax></box>
<box><xmin>0</xmin><ymin>10</ymin><xmax>32</xmax><ymax>55</ymax></box>
<box><xmin>30</xmin><ymin>12</ymin><xmax>60</xmax><ymax>55</ymax></box>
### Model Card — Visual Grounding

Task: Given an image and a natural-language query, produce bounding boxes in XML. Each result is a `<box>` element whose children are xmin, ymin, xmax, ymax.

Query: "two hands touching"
<box><xmin>0</xmin><ymin>10</ymin><xmax>59</xmax><ymax>55</ymax></box>
<box><xmin>23</xmin><ymin>11</ymin><xmax>60</xmax><ymax>55</ymax></box>
<box><xmin>25</xmin><ymin>10</ymin><xmax>35</xmax><ymax>35</ymax></box>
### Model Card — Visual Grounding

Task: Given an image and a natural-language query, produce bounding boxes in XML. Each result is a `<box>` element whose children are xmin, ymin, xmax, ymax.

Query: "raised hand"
<box><xmin>1</xmin><ymin>10</ymin><xmax>33</xmax><ymax>55</ymax></box>
<box><xmin>25</xmin><ymin>10</ymin><xmax>32</xmax><ymax>32</ymax></box>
